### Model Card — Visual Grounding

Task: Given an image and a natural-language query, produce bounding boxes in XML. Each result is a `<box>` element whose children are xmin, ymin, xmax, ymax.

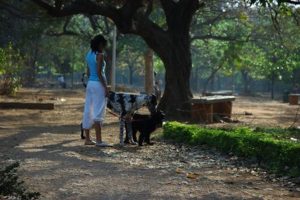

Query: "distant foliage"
<box><xmin>0</xmin><ymin>162</ymin><xmax>40</xmax><ymax>200</ymax></box>
<box><xmin>0</xmin><ymin>44</ymin><xmax>24</xmax><ymax>95</ymax></box>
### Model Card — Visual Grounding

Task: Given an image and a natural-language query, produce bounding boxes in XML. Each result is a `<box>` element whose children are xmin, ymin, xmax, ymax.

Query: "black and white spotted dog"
<box><xmin>80</xmin><ymin>91</ymin><xmax>157</xmax><ymax>145</ymax></box>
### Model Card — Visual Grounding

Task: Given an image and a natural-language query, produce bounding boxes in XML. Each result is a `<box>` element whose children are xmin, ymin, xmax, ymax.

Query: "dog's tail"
<box><xmin>81</xmin><ymin>73</ymin><xmax>87</xmax><ymax>88</ymax></box>
<box><xmin>80</xmin><ymin>123</ymin><xmax>85</xmax><ymax>139</ymax></box>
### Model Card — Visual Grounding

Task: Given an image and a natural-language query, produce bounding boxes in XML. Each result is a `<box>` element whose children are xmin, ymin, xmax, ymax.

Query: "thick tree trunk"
<box><xmin>271</xmin><ymin>71</ymin><xmax>275</xmax><ymax>100</ymax></box>
<box><xmin>157</xmin><ymin>38</ymin><xmax>193</xmax><ymax>120</ymax></box>
<box><xmin>241</xmin><ymin>69</ymin><xmax>251</xmax><ymax>94</ymax></box>
<box><xmin>138</xmin><ymin>1</ymin><xmax>199</xmax><ymax>120</ymax></box>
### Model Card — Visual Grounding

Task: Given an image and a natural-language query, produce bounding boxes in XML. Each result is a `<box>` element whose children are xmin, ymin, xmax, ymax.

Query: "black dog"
<box><xmin>125</xmin><ymin>110</ymin><xmax>165</xmax><ymax>146</ymax></box>
<box><xmin>124</xmin><ymin>114</ymin><xmax>150</xmax><ymax>143</ymax></box>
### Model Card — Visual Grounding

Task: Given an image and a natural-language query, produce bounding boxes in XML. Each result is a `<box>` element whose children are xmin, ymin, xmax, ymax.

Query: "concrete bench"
<box><xmin>190</xmin><ymin>96</ymin><xmax>235</xmax><ymax>123</ymax></box>
<box><xmin>203</xmin><ymin>90</ymin><xmax>233</xmax><ymax>96</ymax></box>
<box><xmin>289</xmin><ymin>94</ymin><xmax>300</xmax><ymax>105</ymax></box>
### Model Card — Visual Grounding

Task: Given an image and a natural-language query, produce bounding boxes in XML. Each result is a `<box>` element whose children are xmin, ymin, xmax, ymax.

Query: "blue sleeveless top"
<box><xmin>86</xmin><ymin>50</ymin><xmax>106</xmax><ymax>83</ymax></box>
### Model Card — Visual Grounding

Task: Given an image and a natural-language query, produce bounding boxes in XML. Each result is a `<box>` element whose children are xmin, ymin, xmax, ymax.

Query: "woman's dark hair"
<box><xmin>90</xmin><ymin>35</ymin><xmax>107</xmax><ymax>53</ymax></box>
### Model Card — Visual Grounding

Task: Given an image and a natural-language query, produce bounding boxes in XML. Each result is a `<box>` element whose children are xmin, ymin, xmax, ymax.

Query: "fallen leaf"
<box><xmin>176</xmin><ymin>168</ymin><xmax>184</xmax><ymax>174</ymax></box>
<box><xmin>186</xmin><ymin>172</ymin><xmax>199</xmax><ymax>179</ymax></box>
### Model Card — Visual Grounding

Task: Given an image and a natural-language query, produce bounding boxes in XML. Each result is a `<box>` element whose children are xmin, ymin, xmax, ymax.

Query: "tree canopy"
<box><xmin>1</xmin><ymin>0</ymin><xmax>299</xmax><ymax>118</ymax></box>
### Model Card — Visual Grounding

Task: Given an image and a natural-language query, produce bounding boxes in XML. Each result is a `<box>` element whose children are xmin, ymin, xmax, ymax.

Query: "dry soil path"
<box><xmin>0</xmin><ymin>89</ymin><xmax>300</xmax><ymax>200</ymax></box>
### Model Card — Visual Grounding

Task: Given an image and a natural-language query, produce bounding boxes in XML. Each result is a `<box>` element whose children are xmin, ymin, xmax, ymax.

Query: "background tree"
<box><xmin>190</xmin><ymin>0</ymin><xmax>299</xmax><ymax>97</ymax></box>
<box><xmin>117</xmin><ymin>35</ymin><xmax>146</xmax><ymax>85</ymax></box>
<box><xmin>0</xmin><ymin>44</ymin><xmax>24</xmax><ymax>95</ymax></box>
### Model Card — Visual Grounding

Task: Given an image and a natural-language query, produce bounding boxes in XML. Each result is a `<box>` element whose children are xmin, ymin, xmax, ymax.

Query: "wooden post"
<box><xmin>144</xmin><ymin>48</ymin><xmax>154</xmax><ymax>95</ymax></box>
<box><xmin>110</xmin><ymin>25</ymin><xmax>117</xmax><ymax>91</ymax></box>
<box><xmin>0</xmin><ymin>102</ymin><xmax>54</xmax><ymax>110</ymax></box>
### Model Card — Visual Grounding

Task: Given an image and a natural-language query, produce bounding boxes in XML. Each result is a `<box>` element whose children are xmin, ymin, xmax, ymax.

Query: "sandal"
<box><xmin>84</xmin><ymin>140</ymin><xmax>96</xmax><ymax>145</ymax></box>
<box><xmin>95</xmin><ymin>141</ymin><xmax>112</xmax><ymax>147</ymax></box>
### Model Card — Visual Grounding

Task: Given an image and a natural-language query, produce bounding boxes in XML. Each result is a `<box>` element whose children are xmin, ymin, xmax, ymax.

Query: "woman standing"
<box><xmin>82</xmin><ymin>34</ymin><xmax>111</xmax><ymax>147</ymax></box>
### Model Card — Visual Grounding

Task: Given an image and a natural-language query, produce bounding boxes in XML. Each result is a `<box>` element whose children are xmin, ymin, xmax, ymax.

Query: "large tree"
<box><xmin>29</xmin><ymin>0</ymin><xmax>299</xmax><ymax>119</ymax></box>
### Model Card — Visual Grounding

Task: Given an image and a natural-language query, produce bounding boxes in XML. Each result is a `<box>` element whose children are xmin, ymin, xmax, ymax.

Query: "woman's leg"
<box><xmin>91</xmin><ymin>82</ymin><xmax>106</xmax><ymax>144</ymax></box>
<box><xmin>94</xmin><ymin>121</ymin><xmax>102</xmax><ymax>143</ymax></box>
<box><xmin>84</xmin><ymin>129</ymin><xmax>92</xmax><ymax>143</ymax></box>
<box><xmin>82</xmin><ymin>83</ymin><xmax>94</xmax><ymax>144</ymax></box>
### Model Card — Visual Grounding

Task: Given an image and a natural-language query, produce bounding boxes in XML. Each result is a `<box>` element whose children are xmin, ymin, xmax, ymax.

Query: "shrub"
<box><xmin>0</xmin><ymin>162</ymin><xmax>40</xmax><ymax>200</ymax></box>
<box><xmin>163</xmin><ymin>122</ymin><xmax>300</xmax><ymax>176</ymax></box>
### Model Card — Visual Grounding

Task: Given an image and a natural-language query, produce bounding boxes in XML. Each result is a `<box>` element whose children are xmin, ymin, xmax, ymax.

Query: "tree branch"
<box><xmin>191</xmin><ymin>35</ymin><xmax>241</xmax><ymax>42</ymax></box>
<box><xmin>45</xmin><ymin>17</ymin><xmax>79</xmax><ymax>37</ymax></box>
<box><xmin>160</xmin><ymin>0</ymin><xmax>204</xmax><ymax>32</ymax></box>
<box><xmin>0</xmin><ymin>1</ymin><xmax>42</xmax><ymax>19</ymax></box>
<box><xmin>87</xmin><ymin>15</ymin><xmax>98</xmax><ymax>31</ymax></box>
<box><xmin>145</xmin><ymin>0</ymin><xmax>153</xmax><ymax>17</ymax></box>
<box><xmin>31</xmin><ymin>0</ymin><xmax>117</xmax><ymax>18</ymax></box>
<box><xmin>249</xmin><ymin>0</ymin><xmax>300</xmax><ymax>5</ymax></box>
<box><xmin>282</xmin><ymin>0</ymin><xmax>300</xmax><ymax>4</ymax></box>
<box><xmin>31</xmin><ymin>0</ymin><xmax>168</xmax><ymax>57</ymax></box>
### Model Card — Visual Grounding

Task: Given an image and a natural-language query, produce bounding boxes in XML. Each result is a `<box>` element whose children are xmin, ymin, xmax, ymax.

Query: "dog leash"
<box><xmin>106</xmin><ymin>108</ymin><xmax>120</xmax><ymax>118</ymax></box>
<box><xmin>106</xmin><ymin>108</ymin><xmax>150</xmax><ymax>122</ymax></box>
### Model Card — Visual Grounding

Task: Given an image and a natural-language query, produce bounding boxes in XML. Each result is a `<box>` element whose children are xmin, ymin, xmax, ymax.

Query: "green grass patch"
<box><xmin>163</xmin><ymin>121</ymin><xmax>300</xmax><ymax>176</ymax></box>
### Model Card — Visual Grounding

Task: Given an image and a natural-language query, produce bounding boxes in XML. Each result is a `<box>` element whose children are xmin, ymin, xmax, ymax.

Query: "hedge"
<box><xmin>163</xmin><ymin>121</ymin><xmax>300</xmax><ymax>176</ymax></box>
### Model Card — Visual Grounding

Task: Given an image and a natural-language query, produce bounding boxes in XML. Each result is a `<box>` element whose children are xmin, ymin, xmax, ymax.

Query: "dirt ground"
<box><xmin>0</xmin><ymin>88</ymin><xmax>300</xmax><ymax>200</ymax></box>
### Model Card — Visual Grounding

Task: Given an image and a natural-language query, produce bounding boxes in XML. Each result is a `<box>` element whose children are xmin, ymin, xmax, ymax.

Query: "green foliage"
<box><xmin>0</xmin><ymin>162</ymin><xmax>40</xmax><ymax>200</ymax></box>
<box><xmin>153</xmin><ymin>55</ymin><xmax>165</xmax><ymax>74</ymax></box>
<box><xmin>163</xmin><ymin>122</ymin><xmax>300</xmax><ymax>176</ymax></box>
<box><xmin>117</xmin><ymin>34</ymin><xmax>166</xmax><ymax>81</ymax></box>
<box><xmin>248</xmin><ymin>0</ymin><xmax>298</xmax><ymax>6</ymax></box>
<box><xmin>0</xmin><ymin>44</ymin><xmax>24</xmax><ymax>95</ymax></box>
<box><xmin>1</xmin><ymin>0</ymin><xmax>299</xmax><ymax>92</ymax></box>
<box><xmin>190</xmin><ymin>0</ymin><xmax>300</xmax><ymax>93</ymax></box>
<box><xmin>37</xmin><ymin>36</ymin><xmax>87</xmax><ymax>75</ymax></box>
<box><xmin>117</xmin><ymin>35</ymin><xmax>146</xmax><ymax>73</ymax></box>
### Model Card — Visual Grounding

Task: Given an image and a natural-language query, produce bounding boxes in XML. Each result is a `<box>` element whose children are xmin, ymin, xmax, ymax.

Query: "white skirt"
<box><xmin>82</xmin><ymin>81</ymin><xmax>106</xmax><ymax>129</ymax></box>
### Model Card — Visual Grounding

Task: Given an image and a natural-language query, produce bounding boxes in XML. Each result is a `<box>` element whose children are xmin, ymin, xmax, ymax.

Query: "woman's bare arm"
<box><xmin>96</xmin><ymin>53</ymin><xmax>108</xmax><ymax>95</ymax></box>
<box><xmin>86</xmin><ymin>66</ymin><xmax>90</xmax><ymax>78</ymax></box>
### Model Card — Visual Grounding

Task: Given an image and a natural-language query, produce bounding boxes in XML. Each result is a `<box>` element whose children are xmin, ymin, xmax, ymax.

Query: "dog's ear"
<box><xmin>158</xmin><ymin>110</ymin><xmax>166</xmax><ymax>119</ymax></box>
<box><xmin>158</xmin><ymin>110</ymin><xmax>165</xmax><ymax>115</ymax></box>
<box><xmin>150</xmin><ymin>94</ymin><xmax>157</xmax><ymax>105</ymax></box>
